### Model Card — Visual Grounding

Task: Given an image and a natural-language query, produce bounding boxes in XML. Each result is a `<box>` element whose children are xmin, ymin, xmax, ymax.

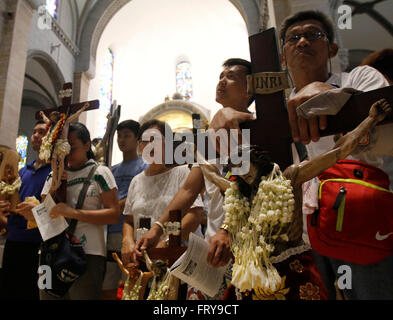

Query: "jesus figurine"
<box><xmin>39</xmin><ymin>102</ymin><xmax>90</xmax><ymax>193</ymax></box>
<box><xmin>198</xmin><ymin>98</ymin><xmax>391</xmax><ymax>298</ymax></box>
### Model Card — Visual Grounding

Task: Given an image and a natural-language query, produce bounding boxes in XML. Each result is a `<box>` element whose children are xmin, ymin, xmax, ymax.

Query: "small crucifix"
<box><xmin>36</xmin><ymin>82</ymin><xmax>99</xmax><ymax>203</ymax></box>
<box><xmin>243</xmin><ymin>28</ymin><xmax>393</xmax><ymax>171</ymax></box>
<box><xmin>147</xmin><ymin>210</ymin><xmax>188</xmax><ymax>267</ymax></box>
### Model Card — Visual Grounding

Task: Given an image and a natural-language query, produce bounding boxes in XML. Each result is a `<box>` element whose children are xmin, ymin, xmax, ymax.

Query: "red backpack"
<box><xmin>307</xmin><ymin>159</ymin><xmax>393</xmax><ymax>265</ymax></box>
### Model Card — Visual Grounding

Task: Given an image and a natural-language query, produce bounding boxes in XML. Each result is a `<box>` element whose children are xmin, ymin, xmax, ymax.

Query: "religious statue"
<box><xmin>39</xmin><ymin>103</ymin><xmax>90</xmax><ymax>193</ymax></box>
<box><xmin>0</xmin><ymin>146</ymin><xmax>21</xmax><ymax>212</ymax></box>
<box><xmin>198</xmin><ymin>98</ymin><xmax>391</xmax><ymax>297</ymax></box>
<box><xmin>92</xmin><ymin>103</ymin><xmax>121</xmax><ymax>167</ymax></box>
<box><xmin>112</xmin><ymin>250</ymin><xmax>179</xmax><ymax>300</ymax></box>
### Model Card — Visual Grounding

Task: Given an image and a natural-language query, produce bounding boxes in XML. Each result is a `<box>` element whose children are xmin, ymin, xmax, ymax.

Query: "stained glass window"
<box><xmin>46</xmin><ymin>0</ymin><xmax>58</xmax><ymax>19</ymax></box>
<box><xmin>176</xmin><ymin>61</ymin><xmax>193</xmax><ymax>100</ymax></box>
<box><xmin>98</xmin><ymin>48</ymin><xmax>114</xmax><ymax>138</ymax></box>
<box><xmin>16</xmin><ymin>135</ymin><xmax>29</xmax><ymax>170</ymax></box>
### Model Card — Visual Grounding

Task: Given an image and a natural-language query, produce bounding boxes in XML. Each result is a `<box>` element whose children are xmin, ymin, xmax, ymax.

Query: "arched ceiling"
<box><xmin>74</xmin><ymin>0</ymin><xmax>261</xmax><ymax>78</ymax></box>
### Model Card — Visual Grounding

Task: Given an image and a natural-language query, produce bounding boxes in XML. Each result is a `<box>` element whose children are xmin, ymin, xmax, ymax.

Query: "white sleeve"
<box><xmin>94</xmin><ymin>165</ymin><xmax>117</xmax><ymax>193</ymax></box>
<box><xmin>40</xmin><ymin>173</ymin><xmax>53</xmax><ymax>196</ymax></box>
<box><xmin>346</xmin><ymin>66</ymin><xmax>389</xmax><ymax>92</ymax></box>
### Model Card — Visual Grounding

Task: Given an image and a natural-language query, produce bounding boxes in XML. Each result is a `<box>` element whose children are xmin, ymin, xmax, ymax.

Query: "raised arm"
<box><xmin>65</xmin><ymin>102</ymin><xmax>90</xmax><ymax>124</ymax></box>
<box><xmin>39</xmin><ymin>111</ymin><xmax>51</xmax><ymax>126</ymax></box>
<box><xmin>289</xmin><ymin>99</ymin><xmax>392</xmax><ymax>186</ymax></box>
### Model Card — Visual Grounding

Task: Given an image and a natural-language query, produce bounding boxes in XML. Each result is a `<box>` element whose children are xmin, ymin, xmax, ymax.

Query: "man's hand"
<box><xmin>287</xmin><ymin>82</ymin><xmax>334</xmax><ymax>144</ymax></box>
<box><xmin>369</xmin><ymin>98</ymin><xmax>391</xmax><ymax>122</ymax></box>
<box><xmin>209</xmin><ymin>107</ymin><xmax>255</xmax><ymax>131</ymax></box>
<box><xmin>207</xmin><ymin>229</ymin><xmax>232</xmax><ymax>267</ymax></box>
<box><xmin>209</xmin><ymin>108</ymin><xmax>255</xmax><ymax>157</ymax></box>
<box><xmin>14</xmin><ymin>201</ymin><xmax>37</xmax><ymax>221</ymax></box>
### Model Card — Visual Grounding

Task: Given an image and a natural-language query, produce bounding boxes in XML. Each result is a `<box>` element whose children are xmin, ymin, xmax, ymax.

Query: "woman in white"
<box><xmin>41</xmin><ymin>122</ymin><xmax>120</xmax><ymax>300</ymax></box>
<box><xmin>121</xmin><ymin>119</ymin><xmax>204</xmax><ymax>268</ymax></box>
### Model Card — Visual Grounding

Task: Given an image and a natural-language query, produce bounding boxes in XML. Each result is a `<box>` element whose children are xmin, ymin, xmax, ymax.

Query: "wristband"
<box><xmin>154</xmin><ymin>220</ymin><xmax>165</xmax><ymax>234</ymax></box>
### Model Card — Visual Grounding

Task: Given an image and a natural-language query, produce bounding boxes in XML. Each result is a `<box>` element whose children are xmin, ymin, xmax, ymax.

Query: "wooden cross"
<box><xmin>36</xmin><ymin>83</ymin><xmax>99</xmax><ymax>121</ymax></box>
<box><xmin>147</xmin><ymin>210</ymin><xmax>187</xmax><ymax>267</ymax></box>
<box><xmin>35</xmin><ymin>82</ymin><xmax>99</xmax><ymax>202</ymax></box>
<box><xmin>105</xmin><ymin>102</ymin><xmax>121</xmax><ymax>168</ymax></box>
<box><xmin>93</xmin><ymin>101</ymin><xmax>121</xmax><ymax>167</ymax></box>
<box><xmin>242</xmin><ymin>28</ymin><xmax>293</xmax><ymax>171</ymax></box>
<box><xmin>242</xmin><ymin>28</ymin><xmax>393</xmax><ymax>171</ymax></box>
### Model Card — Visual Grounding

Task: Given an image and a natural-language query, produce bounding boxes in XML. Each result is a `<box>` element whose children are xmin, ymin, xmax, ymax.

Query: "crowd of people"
<box><xmin>0</xmin><ymin>10</ymin><xmax>392</xmax><ymax>300</ymax></box>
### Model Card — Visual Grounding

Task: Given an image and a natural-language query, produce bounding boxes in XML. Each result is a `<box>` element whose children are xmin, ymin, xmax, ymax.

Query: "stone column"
<box><xmin>0</xmin><ymin>0</ymin><xmax>34</xmax><ymax>148</ymax></box>
<box><xmin>73</xmin><ymin>71</ymin><xmax>92</xmax><ymax>125</ymax></box>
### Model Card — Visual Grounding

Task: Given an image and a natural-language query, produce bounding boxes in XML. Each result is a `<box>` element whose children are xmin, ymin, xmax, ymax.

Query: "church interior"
<box><xmin>1</xmin><ymin>0</ymin><xmax>391</xmax><ymax>166</ymax></box>
<box><xmin>0</xmin><ymin>0</ymin><xmax>392</xmax><ymax>302</ymax></box>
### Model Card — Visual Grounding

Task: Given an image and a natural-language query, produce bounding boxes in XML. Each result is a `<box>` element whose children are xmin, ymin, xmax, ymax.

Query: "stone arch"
<box><xmin>139</xmin><ymin>99</ymin><xmax>210</xmax><ymax>131</ymax></box>
<box><xmin>75</xmin><ymin>0</ymin><xmax>260</xmax><ymax>78</ymax></box>
<box><xmin>19</xmin><ymin>51</ymin><xmax>65</xmax><ymax>163</ymax></box>
<box><xmin>26</xmin><ymin>49</ymin><xmax>65</xmax><ymax>105</ymax></box>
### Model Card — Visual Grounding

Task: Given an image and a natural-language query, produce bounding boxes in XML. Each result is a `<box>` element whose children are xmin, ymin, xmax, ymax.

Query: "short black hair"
<box><xmin>137</xmin><ymin>119</ymin><xmax>172</xmax><ymax>140</ymax></box>
<box><xmin>222</xmin><ymin>58</ymin><xmax>252</xmax><ymax>75</ymax></box>
<box><xmin>361</xmin><ymin>48</ymin><xmax>393</xmax><ymax>83</ymax></box>
<box><xmin>280</xmin><ymin>10</ymin><xmax>335</xmax><ymax>44</ymax></box>
<box><xmin>69</xmin><ymin>122</ymin><xmax>95</xmax><ymax>160</ymax></box>
<box><xmin>34</xmin><ymin>119</ymin><xmax>46</xmax><ymax>126</ymax></box>
<box><xmin>117</xmin><ymin>119</ymin><xmax>140</xmax><ymax>136</ymax></box>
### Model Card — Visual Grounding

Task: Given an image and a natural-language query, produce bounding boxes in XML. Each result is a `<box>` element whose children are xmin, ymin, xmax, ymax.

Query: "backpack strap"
<box><xmin>67</xmin><ymin>164</ymin><xmax>99</xmax><ymax>237</ymax></box>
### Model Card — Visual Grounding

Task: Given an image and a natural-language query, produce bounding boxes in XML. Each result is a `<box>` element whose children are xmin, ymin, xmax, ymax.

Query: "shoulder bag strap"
<box><xmin>67</xmin><ymin>164</ymin><xmax>99</xmax><ymax>237</ymax></box>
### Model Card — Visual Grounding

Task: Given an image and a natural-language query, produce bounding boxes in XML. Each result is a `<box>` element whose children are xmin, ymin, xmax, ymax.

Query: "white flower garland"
<box><xmin>165</xmin><ymin>221</ymin><xmax>181</xmax><ymax>236</ymax></box>
<box><xmin>39</xmin><ymin>132</ymin><xmax>53</xmax><ymax>162</ymax></box>
<box><xmin>122</xmin><ymin>272</ymin><xmax>143</xmax><ymax>300</ymax></box>
<box><xmin>147</xmin><ymin>270</ymin><xmax>171</xmax><ymax>300</ymax></box>
<box><xmin>0</xmin><ymin>177</ymin><xmax>22</xmax><ymax>195</ymax></box>
<box><xmin>223</xmin><ymin>163</ymin><xmax>294</xmax><ymax>293</ymax></box>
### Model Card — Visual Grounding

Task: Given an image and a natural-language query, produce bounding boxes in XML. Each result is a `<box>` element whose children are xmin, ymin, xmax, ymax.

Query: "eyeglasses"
<box><xmin>284</xmin><ymin>31</ymin><xmax>327</xmax><ymax>44</ymax></box>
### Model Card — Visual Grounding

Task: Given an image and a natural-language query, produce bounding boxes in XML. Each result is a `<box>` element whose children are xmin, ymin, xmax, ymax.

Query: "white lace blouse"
<box><xmin>123</xmin><ymin>165</ymin><xmax>203</xmax><ymax>238</ymax></box>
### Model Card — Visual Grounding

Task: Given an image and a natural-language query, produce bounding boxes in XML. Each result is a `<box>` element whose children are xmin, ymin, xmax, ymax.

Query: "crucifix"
<box><xmin>0</xmin><ymin>146</ymin><xmax>21</xmax><ymax>212</ymax></box>
<box><xmin>146</xmin><ymin>210</ymin><xmax>187</xmax><ymax>267</ymax></box>
<box><xmin>93</xmin><ymin>101</ymin><xmax>121</xmax><ymax>167</ymax></box>
<box><xmin>113</xmin><ymin>210</ymin><xmax>184</xmax><ymax>300</ymax></box>
<box><xmin>35</xmin><ymin>82</ymin><xmax>99</xmax><ymax>203</ymax></box>
<box><xmin>242</xmin><ymin>28</ymin><xmax>393</xmax><ymax>171</ymax></box>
